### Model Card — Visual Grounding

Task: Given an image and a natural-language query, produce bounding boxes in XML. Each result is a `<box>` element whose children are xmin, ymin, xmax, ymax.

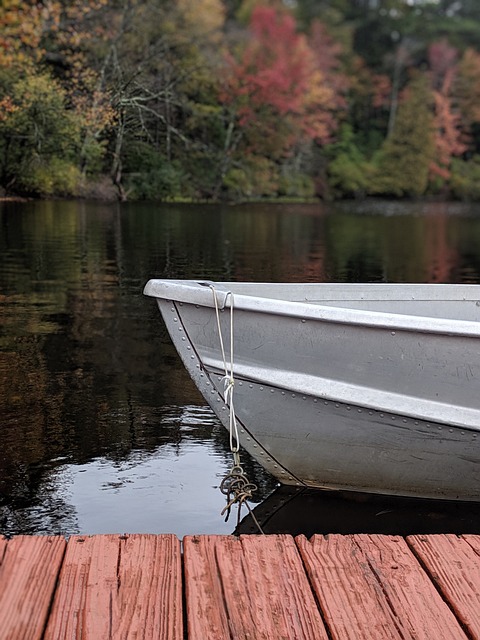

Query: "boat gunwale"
<box><xmin>144</xmin><ymin>280</ymin><xmax>480</xmax><ymax>338</ymax></box>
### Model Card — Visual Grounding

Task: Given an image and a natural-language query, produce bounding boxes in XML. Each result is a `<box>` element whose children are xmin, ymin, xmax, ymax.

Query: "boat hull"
<box><xmin>145</xmin><ymin>280</ymin><xmax>480</xmax><ymax>501</ymax></box>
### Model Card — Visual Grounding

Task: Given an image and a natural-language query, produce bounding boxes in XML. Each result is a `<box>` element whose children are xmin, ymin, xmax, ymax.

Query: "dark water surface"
<box><xmin>2</xmin><ymin>199</ymin><xmax>480</xmax><ymax>538</ymax></box>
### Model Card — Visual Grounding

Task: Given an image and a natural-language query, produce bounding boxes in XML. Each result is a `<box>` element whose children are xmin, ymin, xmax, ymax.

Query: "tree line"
<box><xmin>2</xmin><ymin>0</ymin><xmax>480</xmax><ymax>202</ymax></box>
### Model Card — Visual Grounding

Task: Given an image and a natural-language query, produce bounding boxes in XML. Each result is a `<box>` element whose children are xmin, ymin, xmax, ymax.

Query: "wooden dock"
<box><xmin>1</xmin><ymin>533</ymin><xmax>479</xmax><ymax>639</ymax></box>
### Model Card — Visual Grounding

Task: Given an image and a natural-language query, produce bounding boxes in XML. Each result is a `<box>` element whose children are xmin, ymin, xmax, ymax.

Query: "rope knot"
<box><xmin>223</xmin><ymin>375</ymin><xmax>235</xmax><ymax>404</ymax></box>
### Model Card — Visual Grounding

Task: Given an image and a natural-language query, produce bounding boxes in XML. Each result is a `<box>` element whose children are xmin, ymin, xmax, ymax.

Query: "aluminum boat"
<box><xmin>144</xmin><ymin>280</ymin><xmax>480</xmax><ymax>501</ymax></box>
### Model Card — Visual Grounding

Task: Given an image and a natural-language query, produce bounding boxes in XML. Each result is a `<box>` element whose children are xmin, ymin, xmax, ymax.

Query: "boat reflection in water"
<box><xmin>235</xmin><ymin>486</ymin><xmax>480</xmax><ymax>537</ymax></box>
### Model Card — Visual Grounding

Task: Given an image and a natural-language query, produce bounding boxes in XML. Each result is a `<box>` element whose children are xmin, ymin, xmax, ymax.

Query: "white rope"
<box><xmin>209</xmin><ymin>285</ymin><xmax>240</xmax><ymax>462</ymax></box>
<box><xmin>208</xmin><ymin>285</ymin><xmax>262</xmax><ymax>533</ymax></box>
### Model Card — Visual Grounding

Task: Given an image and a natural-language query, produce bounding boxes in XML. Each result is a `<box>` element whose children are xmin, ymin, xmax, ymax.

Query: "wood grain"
<box><xmin>184</xmin><ymin>534</ymin><xmax>329</xmax><ymax>640</ymax></box>
<box><xmin>44</xmin><ymin>534</ymin><xmax>182</xmax><ymax>640</ymax></box>
<box><xmin>296</xmin><ymin>533</ymin><xmax>467</xmax><ymax>640</ymax></box>
<box><xmin>0</xmin><ymin>535</ymin><xmax>66</xmax><ymax>640</ymax></box>
<box><xmin>408</xmin><ymin>533</ymin><xmax>480</xmax><ymax>639</ymax></box>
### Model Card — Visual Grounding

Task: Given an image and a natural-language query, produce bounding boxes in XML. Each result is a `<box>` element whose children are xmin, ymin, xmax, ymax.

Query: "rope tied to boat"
<box><xmin>219</xmin><ymin>464</ymin><xmax>264</xmax><ymax>532</ymax></box>
<box><xmin>209</xmin><ymin>284</ymin><xmax>263</xmax><ymax>533</ymax></box>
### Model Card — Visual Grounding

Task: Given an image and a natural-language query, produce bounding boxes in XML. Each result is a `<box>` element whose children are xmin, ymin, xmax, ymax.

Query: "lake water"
<box><xmin>2</xmin><ymin>198</ymin><xmax>480</xmax><ymax>538</ymax></box>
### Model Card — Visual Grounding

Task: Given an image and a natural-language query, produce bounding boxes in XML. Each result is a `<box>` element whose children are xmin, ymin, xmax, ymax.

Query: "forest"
<box><xmin>2</xmin><ymin>0</ymin><xmax>480</xmax><ymax>202</ymax></box>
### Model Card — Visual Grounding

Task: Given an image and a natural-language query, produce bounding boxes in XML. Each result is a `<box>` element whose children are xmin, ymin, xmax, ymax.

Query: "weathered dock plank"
<box><xmin>0</xmin><ymin>535</ymin><xmax>66</xmax><ymax>640</ymax></box>
<box><xmin>296</xmin><ymin>533</ymin><xmax>468</xmax><ymax>640</ymax></box>
<box><xmin>43</xmin><ymin>534</ymin><xmax>182</xmax><ymax>640</ymax></box>
<box><xmin>408</xmin><ymin>533</ymin><xmax>480</xmax><ymax>639</ymax></box>
<box><xmin>183</xmin><ymin>533</ymin><xmax>329</xmax><ymax>640</ymax></box>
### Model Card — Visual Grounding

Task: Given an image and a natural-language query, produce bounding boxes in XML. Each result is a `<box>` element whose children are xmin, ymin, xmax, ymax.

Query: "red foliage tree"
<box><xmin>427</xmin><ymin>40</ymin><xmax>466</xmax><ymax>181</ymax></box>
<box><xmin>220</xmin><ymin>6</ymin><xmax>341</xmax><ymax>157</ymax></box>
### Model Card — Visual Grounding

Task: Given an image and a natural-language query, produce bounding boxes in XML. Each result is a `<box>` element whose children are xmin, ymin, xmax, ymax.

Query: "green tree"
<box><xmin>372</xmin><ymin>74</ymin><xmax>435</xmax><ymax>197</ymax></box>
<box><xmin>0</xmin><ymin>73</ymin><xmax>81</xmax><ymax>195</ymax></box>
<box><xmin>326</xmin><ymin>124</ymin><xmax>372</xmax><ymax>198</ymax></box>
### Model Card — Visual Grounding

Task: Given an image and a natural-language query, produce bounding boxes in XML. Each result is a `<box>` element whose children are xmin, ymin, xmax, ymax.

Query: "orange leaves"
<box><xmin>0</xmin><ymin>0</ymin><xmax>46</xmax><ymax>68</ymax></box>
<box><xmin>0</xmin><ymin>96</ymin><xmax>18</xmax><ymax>122</ymax></box>
<box><xmin>426</xmin><ymin>41</ymin><xmax>466</xmax><ymax>181</ymax></box>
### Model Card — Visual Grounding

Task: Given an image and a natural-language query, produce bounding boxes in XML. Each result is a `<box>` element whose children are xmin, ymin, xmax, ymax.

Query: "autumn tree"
<box><xmin>0</xmin><ymin>0</ymin><xmax>114</xmax><ymax>195</ymax></box>
<box><xmin>218</xmin><ymin>6</ymin><xmax>344</xmax><ymax>198</ymax></box>
<box><xmin>427</xmin><ymin>40</ymin><xmax>466</xmax><ymax>187</ymax></box>
<box><xmin>0</xmin><ymin>1</ymin><xmax>79</xmax><ymax>194</ymax></box>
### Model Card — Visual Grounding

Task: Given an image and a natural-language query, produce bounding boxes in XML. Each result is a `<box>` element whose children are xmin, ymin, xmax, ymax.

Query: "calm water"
<box><xmin>2</xmin><ymin>198</ymin><xmax>480</xmax><ymax>538</ymax></box>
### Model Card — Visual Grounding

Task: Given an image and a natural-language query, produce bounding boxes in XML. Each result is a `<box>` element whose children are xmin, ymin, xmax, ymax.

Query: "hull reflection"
<box><xmin>235</xmin><ymin>486</ymin><xmax>480</xmax><ymax>536</ymax></box>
